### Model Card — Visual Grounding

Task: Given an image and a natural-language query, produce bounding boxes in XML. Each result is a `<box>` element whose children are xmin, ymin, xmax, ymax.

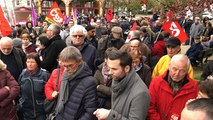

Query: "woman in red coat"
<box><xmin>45</xmin><ymin>62</ymin><xmax>64</xmax><ymax>101</ymax></box>
<box><xmin>0</xmin><ymin>59</ymin><xmax>20</xmax><ymax>120</ymax></box>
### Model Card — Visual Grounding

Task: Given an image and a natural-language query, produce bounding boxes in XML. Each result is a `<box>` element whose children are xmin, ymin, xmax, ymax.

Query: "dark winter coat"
<box><xmin>18</xmin><ymin>68</ymin><xmax>50</xmax><ymax>119</ymax></box>
<box><xmin>71</xmin><ymin>42</ymin><xmax>98</xmax><ymax>74</ymax></box>
<box><xmin>0</xmin><ymin>47</ymin><xmax>25</xmax><ymax>81</ymax></box>
<box><xmin>0</xmin><ymin>70</ymin><xmax>20</xmax><ymax>120</ymax></box>
<box><xmin>56</xmin><ymin>62</ymin><xmax>98</xmax><ymax>120</ymax></box>
<box><xmin>41</xmin><ymin>35</ymin><xmax>67</xmax><ymax>72</ymax></box>
<box><xmin>98</xmin><ymin>34</ymin><xmax>124</xmax><ymax>61</ymax></box>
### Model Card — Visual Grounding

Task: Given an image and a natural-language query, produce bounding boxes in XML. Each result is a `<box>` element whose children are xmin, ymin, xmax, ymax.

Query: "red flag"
<box><xmin>0</xmin><ymin>5</ymin><xmax>12</xmax><ymax>37</ymax></box>
<box><xmin>131</xmin><ymin>21</ymin><xmax>137</xmax><ymax>30</ymax></box>
<box><xmin>162</xmin><ymin>21</ymin><xmax>188</xmax><ymax>43</ymax></box>
<box><xmin>45</xmin><ymin>2</ymin><xmax>64</xmax><ymax>24</ymax></box>
<box><xmin>105</xmin><ymin>7</ymin><xmax>113</xmax><ymax>22</ymax></box>
<box><xmin>125</xmin><ymin>21</ymin><xmax>137</xmax><ymax>43</ymax></box>
<box><xmin>166</xmin><ymin>10</ymin><xmax>174</xmax><ymax>22</ymax></box>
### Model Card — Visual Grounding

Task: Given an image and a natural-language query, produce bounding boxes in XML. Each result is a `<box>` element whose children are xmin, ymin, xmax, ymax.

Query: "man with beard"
<box><xmin>0</xmin><ymin>37</ymin><xmax>25</xmax><ymax>81</ymax></box>
<box><xmin>147</xmin><ymin>54</ymin><xmax>198</xmax><ymax>120</ymax></box>
<box><xmin>41</xmin><ymin>24</ymin><xmax>67</xmax><ymax>72</ymax></box>
<box><xmin>93</xmin><ymin>48</ymin><xmax>150</xmax><ymax>120</ymax></box>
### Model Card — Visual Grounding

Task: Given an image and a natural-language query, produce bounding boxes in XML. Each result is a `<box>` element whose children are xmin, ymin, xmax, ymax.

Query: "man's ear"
<box><xmin>124</xmin><ymin>65</ymin><xmax>130</xmax><ymax>73</ymax></box>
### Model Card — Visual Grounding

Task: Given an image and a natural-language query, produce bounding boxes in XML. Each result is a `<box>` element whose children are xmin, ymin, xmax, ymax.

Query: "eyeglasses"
<box><xmin>72</xmin><ymin>35</ymin><xmax>84</xmax><ymax>38</ymax></box>
<box><xmin>62</xmin><ymin>63</ymin><xmax>77</xmax><ymax>69</ymax></box>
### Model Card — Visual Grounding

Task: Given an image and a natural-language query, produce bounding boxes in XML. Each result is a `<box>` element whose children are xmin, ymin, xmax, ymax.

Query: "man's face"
<box><xmin>130</xmin><ymin>40</ymin><xmax>140</xmax><ymax>52</ymax></box>
<box><xmin>0</xmin><ymin>41</ymin><xmax>13</xmax><ymax>55</ymax></box>
<box><xmin>169</xmin><ymin>60</ymin><xmax>188</xmax><ymax>82</ymax></box>
<box><xmin>107</xmin><ymin>58</ymin><xmax>127</xmax><ymax>81</ymax></box>
<box><xmin>62</xmin><ymin>60</ymin><xmax>81</xmax><ymax>75</ymax></box>
<box><xmin>46</xmin><ymin>27</ymin><xmax>54</xmax><ymax>39</ymax></box>
<box><xmin>167</xmin><ymin>46</ymin><xmax>181</xmax><ymax>58</ymax></box>
<box><xmin>87</xmin><ymin>29</ymin><xmax>95</xmax><ymax>37</ymax></box>
<box><xmin>71</xmin><ymin>31</ymin><xmax>84</xmax><ymax>46</ymax></box>
<box><xmin>181</xmin><ymin>107</ymin><xmax>207</xmax><ymax>120</ymax></box>
<box><xmin>112</xmin><ymin>32</ymin><xmax>121</xmax><ymax>39</ymax></box>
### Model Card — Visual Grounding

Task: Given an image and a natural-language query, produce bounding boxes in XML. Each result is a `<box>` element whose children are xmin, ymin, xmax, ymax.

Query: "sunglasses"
<box><xmin>72</xmin><ymin>35</ymin><xmax>84</xmax><ymax>38</ymax></box>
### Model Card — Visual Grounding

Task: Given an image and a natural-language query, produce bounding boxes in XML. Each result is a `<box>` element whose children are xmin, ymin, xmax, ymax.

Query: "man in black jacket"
<box><xmin>0</xmin><ymin>37</ymin><xmax>25</xmax><ymax>81</ymax></box>
<box><xmin>41</xmin><ymin>24</ymin><xmax>67</xmax><ymax>72</ymax></box>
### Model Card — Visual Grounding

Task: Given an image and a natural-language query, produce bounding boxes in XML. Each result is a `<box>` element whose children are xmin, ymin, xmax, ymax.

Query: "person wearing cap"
<box><xmin>148</xmin><ymin>54</ymin><xmax>198</xmax><ymax>120</ymax></box>
<box><xmin>186</xmin><ymin>36</ymin><xmax>203</xmax><ymax>66</ymax></box>
<box><xmin>97</xmin><ymin>26</ymin><xmax>125</xmax><ymax>62</ymax></box>
<box><xmin>152</xmin><ymin>37</ymin><xmax>194</xmax><ymax>79</ymax></box>
<box><xmin>189</xmin><ymin>17</ymin><xmax>204</xmax><ymax>45</ymax></box>
<box><xmin>85</xmin><ymin>24</ymin><xmax>98</xmax><ymax>48</ymax></box>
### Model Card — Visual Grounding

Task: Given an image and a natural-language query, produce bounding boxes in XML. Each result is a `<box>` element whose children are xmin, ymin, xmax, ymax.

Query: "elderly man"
<box><xmin>121</xmin><ymin>30</ymin><xmax>151</xmax><ymax>65</ymax></box>
<box><xmin>98</xmin><ymin>26</ymin><xmax>124</xmax><ymax>61</ymax></box>
<box><xmin>41</xmin><ymin>24</ymin><xmax>67</xmax><ymax>72</ymax></box>
<box><xmin>0</xmin><ymin>37</ymin><xmax>25</xmax><ymax>81</ymax></box>
<box><xmin>189</xmin><ymin>17</ymin><xmax>204</xmax><ymax>45</ymax></box>
<box><xmin>69</xmin><ymin>25</ymin><xmax>98</xmax><ymax>74</ymax></box>
<box><xmin>147</xmin><ymin>54</ymin><xmax>198</xmax><ymax>120</ymax></box>
<box><xmin>56</xmin><ymin>46</ymin><xmax>98</xmax><ymax>120</ymax></box>
<box><xmin>181</xmin><ymin>98</ymin><xmax>213</xmax><ymax>120</ymax></box>
<box><xmin>94</xmin><ymin>48</ymin><xmax>150</xmax><ymax>120</ymax></box>
<box><xmin>152</xmin><ymin>37</ymin><xmax>194</xmax><ymax>79</ymax></box>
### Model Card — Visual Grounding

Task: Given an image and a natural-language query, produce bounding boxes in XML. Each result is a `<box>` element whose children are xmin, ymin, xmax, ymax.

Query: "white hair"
<box><xmin>170</xmin><ymin>54</ymin><xmax>190</xmax><ymax>71</ymax></box>
<box><xmin>70</xmin><ymin>25</ymin><xmax>87</xmax><ymax>38</ymax></box>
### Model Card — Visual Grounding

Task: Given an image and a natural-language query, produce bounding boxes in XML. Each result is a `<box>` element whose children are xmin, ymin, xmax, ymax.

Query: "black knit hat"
<box><xmin>85</xmin><ymin>24</ymin><xmax>95</xmax><ymax>31</ymax></box>
<box><xmin>166</xmin><ymin>37</ymin><xmax>181</xmax><ymax>47</ymax></box>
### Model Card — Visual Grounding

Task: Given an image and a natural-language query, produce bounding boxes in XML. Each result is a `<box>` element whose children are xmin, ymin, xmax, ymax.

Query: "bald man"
<box><xmin>0</xmin><ymin>37</ymin><xmax>25</xmax><ymax>80</ymax></box>
<box><xmin>147</xmin><ymin>54</ymin><xmax>198</xmax><ymax>120</ymax></box>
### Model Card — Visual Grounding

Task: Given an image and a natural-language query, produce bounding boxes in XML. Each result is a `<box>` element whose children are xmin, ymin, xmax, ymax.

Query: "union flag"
<box><xmin>45</xmin><ymin>2</ymin><xmax>64</xmax><ymax>24</ymax></box>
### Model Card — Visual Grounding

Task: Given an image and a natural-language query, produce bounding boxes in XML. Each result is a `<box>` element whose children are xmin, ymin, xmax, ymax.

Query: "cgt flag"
<box><xmin>45</xmin><ymin>2</ymin><xmax>64</xmax><ymax>24</ymax></box>
<box><xmin>0</xmin><ymin>5</ymin><xmax>12</xmax><ymax>37</ymax></box>
<box><xmin>162</xmin><ymin>21</ymin><xmax>188</xmax><ymax>43</ymax></box>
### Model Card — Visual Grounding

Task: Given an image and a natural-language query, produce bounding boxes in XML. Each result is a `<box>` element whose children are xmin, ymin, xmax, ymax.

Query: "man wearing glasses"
<box><xmin>69</xmin><ymin>25</ymin><xmax>98</xmax><ymax>74</ymax></box>
<box><xmin>56</xmin><ymin>46</ymin><xmax>98</xmax><ymax>120</ymax></box>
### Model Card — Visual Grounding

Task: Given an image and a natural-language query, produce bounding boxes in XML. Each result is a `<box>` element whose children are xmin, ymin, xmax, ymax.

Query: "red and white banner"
<box><xmin>0</xmin><ymin>5</ymin><xmax>12</xmax><ymax>37</ymax></box>
<box><xmin>162</xmin><ymin>21</ymin><xmax>188</xmax><ymax>43</ymax></box>
<box><xmin>125</xmin><ymin>21</ymin><xmax>137</xmax><ymax>43</ymax></box>
<box><xmin>45</xmin><ymin>2</ymin><xmax>64</xmax><ymax>24</ymax></box>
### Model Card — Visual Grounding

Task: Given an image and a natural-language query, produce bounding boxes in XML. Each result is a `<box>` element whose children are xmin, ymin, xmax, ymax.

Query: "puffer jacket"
<box><xmin>0</xmin><ymin>70</ymin><xmax>20</xmax><ymax>120</ymax></box>
<box><xmin>18</xmin><ymin>68</ymin><xmax>50</xmax><ymax>119</ymax></box>
<box><xmin>56</xmin><ymin>62</ymin><xmax>98</xmax><ymax>120</ymax></box>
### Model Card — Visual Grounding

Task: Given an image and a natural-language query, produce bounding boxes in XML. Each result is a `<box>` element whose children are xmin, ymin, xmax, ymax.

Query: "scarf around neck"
<box><xmin>56</xmin><ymin>62</ymin><xmax>84</xmax><ymax>113</ymax></box>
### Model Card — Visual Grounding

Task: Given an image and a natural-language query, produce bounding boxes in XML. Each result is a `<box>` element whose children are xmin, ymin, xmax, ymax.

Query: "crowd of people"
<box><xmin>0</xmin><ymin>12</ymin><xmax>213</xmax><ymax>120</ymax></box>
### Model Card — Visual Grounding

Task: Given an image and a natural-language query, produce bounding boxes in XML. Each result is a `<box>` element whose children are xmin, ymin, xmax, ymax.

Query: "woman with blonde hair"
<box><xmin>0</xmin><ymin>59</ymin><xmax>20</xmax><ymax>120</ymax></box>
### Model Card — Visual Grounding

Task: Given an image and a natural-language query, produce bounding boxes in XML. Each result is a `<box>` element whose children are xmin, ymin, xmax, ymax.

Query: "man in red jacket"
<box><xmin>147</xmin><ymin>54</ymin><xmax>198</xmax><ymax>120</ymax></box>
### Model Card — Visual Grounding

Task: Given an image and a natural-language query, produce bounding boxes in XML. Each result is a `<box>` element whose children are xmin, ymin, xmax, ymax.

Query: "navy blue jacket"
<box><xmin>56</xmin><ymin>63</ymin><xmax>98</xmax><ymax>120</ymax></box>
<box><xmin>71</xmin><ymin>42</ymin><xmax>98</xmax><ymax>74</ymax></box>
<box><xmin>18</xmin><ymin>68</ymin><xmax>50</xmax><ymax>119</ymax></box>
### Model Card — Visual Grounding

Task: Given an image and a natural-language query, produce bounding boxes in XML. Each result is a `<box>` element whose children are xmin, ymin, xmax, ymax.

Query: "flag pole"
<box><xmin>154</xmin><ymin>28</ymin><xmax>162</xmax><ymax>43</ymax></box>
